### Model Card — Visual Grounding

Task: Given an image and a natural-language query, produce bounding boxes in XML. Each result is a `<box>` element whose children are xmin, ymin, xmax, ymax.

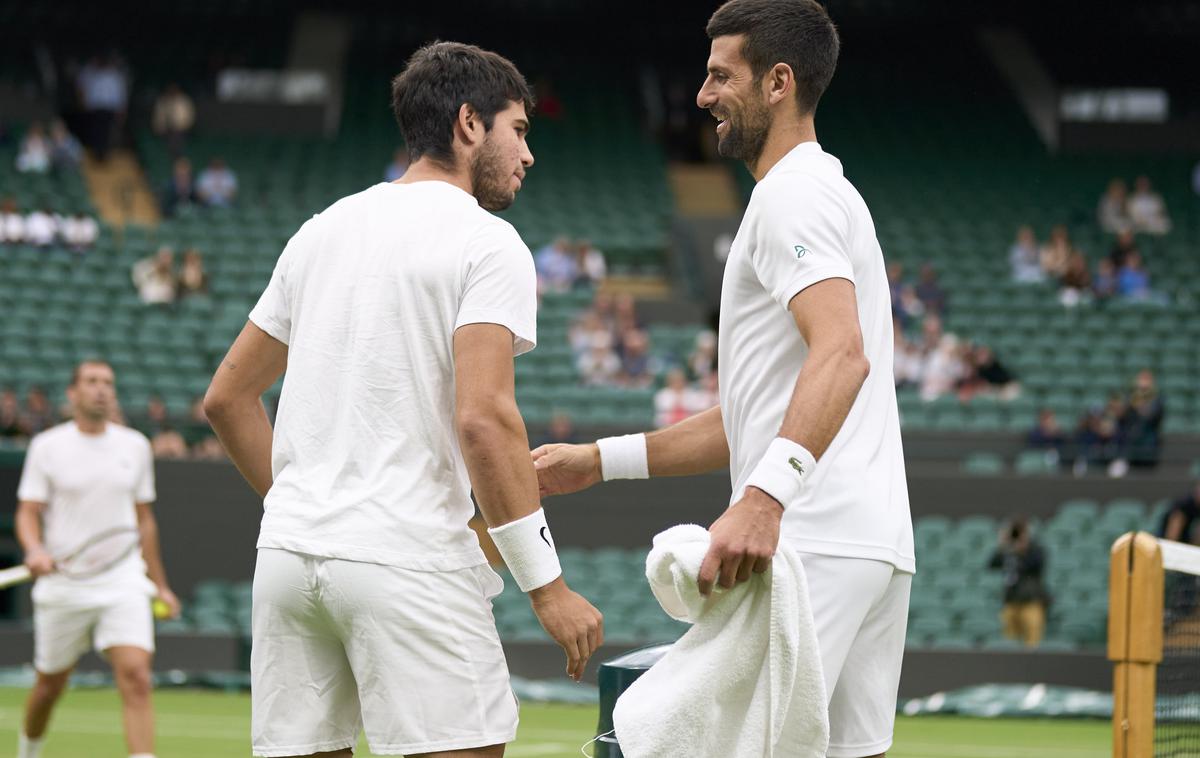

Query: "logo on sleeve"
<box><xmin>794</xmin><ymin>245</ymin><xmax>809</xmax><ymax>259</ymax></box>
<box><xmin>788</xmin><ymin>457</ymin><xmax>806</xmax><ymax>476</ymax></box>
<box><xmin>540</xmin><ymin>526</ymin><xmax>554</xmax><ymax>549</ymax></box>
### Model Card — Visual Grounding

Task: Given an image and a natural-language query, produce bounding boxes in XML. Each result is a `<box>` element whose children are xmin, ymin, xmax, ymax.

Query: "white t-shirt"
<box><xmin>17</xmin><ymin>422</ymin><xmax>156</xmax><ymax>605</ymax></box>
<box><xmin>249</xmin><ymin>181</ymin><xmax>538</xmax><ymax>571</ymax></box>
<box><xmin>719</xmin><ymin>142</ymin><xmax>915</xmax><ymax>573</ymax></box>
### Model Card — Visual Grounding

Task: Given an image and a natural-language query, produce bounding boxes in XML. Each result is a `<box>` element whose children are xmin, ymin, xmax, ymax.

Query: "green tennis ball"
<box><xmin>152</xmin><ymin>599</ymin><xmax>172</xmax><ymax>620</ymax></box>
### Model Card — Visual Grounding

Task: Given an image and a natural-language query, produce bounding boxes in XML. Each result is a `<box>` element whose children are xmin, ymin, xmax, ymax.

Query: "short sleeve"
<box><xmin>749</xmin><ymin>177</ymin><xmax>856</xmax><ymax>311</ymax></box>
<box><xmin>16</xmin><ymin>436</ymin><xmax>50</xmax><ymax>502</ymax></box>
<box><xmin>135</xmin><ymin>436</ymin><xmax>156</xmax><ymax>504</ymax></box>
<box><xmin>250</xmin><ymin>221</ymin><xmax>312</xmax><ymax>345</ymax></box>
<box><xmin>455</xmin><ymin>223</ymin><xmax>538</xmax><ymax>356</ymax></box>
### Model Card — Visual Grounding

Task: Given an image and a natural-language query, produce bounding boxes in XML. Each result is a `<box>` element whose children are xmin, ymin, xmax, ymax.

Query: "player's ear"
<box><xmin>765</xmin><ymin>62</ymin><xmax>794</xmax><ymax>106</ymax></box>
<box><xmin>456</xmin><ymin>103</ymin><xmax>483</xmax><ymax>147</ymax></box>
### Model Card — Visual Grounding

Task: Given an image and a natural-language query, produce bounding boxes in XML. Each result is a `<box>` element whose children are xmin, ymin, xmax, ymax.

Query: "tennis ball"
<box><xmin>152</xmin><ymin>599</ymin><xmax>172</xmax><ymax>620</ymax></box>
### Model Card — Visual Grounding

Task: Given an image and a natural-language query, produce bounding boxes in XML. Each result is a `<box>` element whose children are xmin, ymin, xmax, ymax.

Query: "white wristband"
<box><xmin>487</xmin><ymin>508</ymin><xmax>562</xmax><ymax>592</ymax></box>
<box><xmin>596</xmin><ymin>433</ymin><xmax>649</xmax><ymax>481</ymax></box>
<box><xmin>744</xmin><ymin>437</ymin><xmax>816</xmax><ymax>510</ymax></box>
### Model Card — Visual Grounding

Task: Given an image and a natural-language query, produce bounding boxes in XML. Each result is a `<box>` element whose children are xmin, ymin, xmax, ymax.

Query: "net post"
<box><xmin>1109</xmin><ymin>532</ymin><xmax>1164</xmax><ymax>758</ymax></box>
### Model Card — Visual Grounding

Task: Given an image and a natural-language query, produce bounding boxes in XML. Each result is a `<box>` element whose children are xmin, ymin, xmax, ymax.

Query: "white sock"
<box><xmin>128</xmin><ymin>754</ymin><xmax>155</xmax><ymax>758</ymax></box>
<box><xmin>17</xmin><ymin>733</ymin><xmax>45</xmax><ymax>758</ymax></box>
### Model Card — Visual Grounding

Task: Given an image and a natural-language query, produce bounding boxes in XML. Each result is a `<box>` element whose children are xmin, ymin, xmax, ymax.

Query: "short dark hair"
<box><xmin>706</xmin><ymin>0</ymin><xmax>840</xmax><ymax>115</ymax></box>
<box><xmin>71</xmin><ymin>359</ymin><xmax>113</xmax><ymax>386</ymax></box>
<box><xmin>391</xmin><ymin>41</ymin><xmax>534</xmax><ymax>166</ymax></box>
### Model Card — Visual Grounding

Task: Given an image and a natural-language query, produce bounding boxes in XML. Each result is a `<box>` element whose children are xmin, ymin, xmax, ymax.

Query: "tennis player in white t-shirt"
<box><xmin>204</xmin><ymin>42</ymin><xmax>602</xmax><ymax>758</ymax></box>
<box><xmin>532</xmin><ymin>2</ymin><xmax>914</xmax><ymax>756</ymax></box>
<box><xmin>14</xmin><ymin>360</ymin><xmax>181</xmax><ymax>758</ymax></box>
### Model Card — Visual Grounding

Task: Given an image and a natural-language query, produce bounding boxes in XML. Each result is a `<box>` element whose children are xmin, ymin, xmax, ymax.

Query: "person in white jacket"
<box><xmin>532</xmin><ymin>2</ymin><xmax>914</xmax><ymax>756</ymax></box>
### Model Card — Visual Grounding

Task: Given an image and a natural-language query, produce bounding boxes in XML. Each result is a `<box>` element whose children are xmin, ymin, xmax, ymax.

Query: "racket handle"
<box><xmin>0</xmin><ymin>565</ymin><xmax>33</xmax><ymax>589</ymax></box>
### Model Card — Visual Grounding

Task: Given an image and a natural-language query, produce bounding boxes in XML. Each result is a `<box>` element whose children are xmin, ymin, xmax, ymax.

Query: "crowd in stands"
<box><xmin>0</xmin><ymin>196</ymin><xmax>99</xmax><ymax>252</ymax></box>
<box><xmin>1009</xmin><ymin>176</ymin><xmax>1172</xmax><ymax>306</ymax></box>
<box><xmin>14</xmin><ymin>120</ymin><xmax>83</xmax><ymax>175</ymax></box>
<box><xmin>162</xmin><ymin>156</ymin><xmax>239</xmax><ymax>216</ymax></box>
<box><xmin>534</xmin><ymin>236</ymin><xmax>606</xmax><ymax>292</ymax></box>
<box><xmin>131</xmin><ymin>246</ymin><xmax>209</xmax><ymax>305</ymax></box>
<box><xmin>0</xmin><ymin>385</ymin><xmax>224</xmax><ymax>461</ymax></box>
<box><xmin>1025</xmin><ymin>369</ymin><xmax>1166</xmax><ymax>477</ymax></box>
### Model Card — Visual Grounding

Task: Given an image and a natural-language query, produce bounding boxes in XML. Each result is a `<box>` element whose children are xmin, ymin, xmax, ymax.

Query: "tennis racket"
<box><xmin>0</xmin><ymin>526</ymin><xmax>142</xmax><ymax>589</ymax></box>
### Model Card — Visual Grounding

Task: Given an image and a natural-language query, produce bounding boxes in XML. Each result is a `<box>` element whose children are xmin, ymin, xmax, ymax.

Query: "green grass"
<box><xmin>0</xmin><ymin>687</ymin><xmax>1111</xmax><ymax>757</ymax></box>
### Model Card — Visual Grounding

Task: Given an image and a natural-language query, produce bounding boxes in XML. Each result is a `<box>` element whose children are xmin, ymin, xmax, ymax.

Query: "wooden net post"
<box><xmin>1109</xmin><ymin>532</ymin><xmax>1164</xmax><ymax>758</ymax></box>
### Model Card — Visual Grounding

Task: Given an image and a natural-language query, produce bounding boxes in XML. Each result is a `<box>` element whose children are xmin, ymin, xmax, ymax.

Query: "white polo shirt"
<box><xmin>719</xmin><ymin>142</ymin><xmax>915</xmax><ymax>573</ymax></box>
<box><xmin>249</xmin><ymin>181</ymin><xmax>538</xmax><ymax>571</ymax></box>
<box><xmin>17</xmin><ymin>422</ymin><xmax>156</xmax><ymax>604</ymax></box>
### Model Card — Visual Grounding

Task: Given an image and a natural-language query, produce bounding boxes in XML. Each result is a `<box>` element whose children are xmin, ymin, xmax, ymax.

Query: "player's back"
<box><xmin>249</xmin><ymin>180</ymin><xmax>537</xmax><ymax>571</ymax></box>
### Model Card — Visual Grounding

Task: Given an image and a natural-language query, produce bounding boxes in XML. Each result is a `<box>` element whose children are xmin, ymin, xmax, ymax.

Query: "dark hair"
<box><xmin>71</xmin><ymin>359</ymin><xmax>112</xmax><ymax>386</ymax></box>
<box><xmin>706</xmin><ymin>0</ymin><xmax>840</xmax><ymax>115</ymax></box>
<box><xmin>391</xmin><ymin>41</ymin><xmax>534</xmax><ymax>167</ymax></box>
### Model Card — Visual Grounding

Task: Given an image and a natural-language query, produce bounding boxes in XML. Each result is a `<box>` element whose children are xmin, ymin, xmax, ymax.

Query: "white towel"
<box><xmin>613</xmin><ymin>524</ymin><xmax>829</xmax><ymax>758</ymax></box>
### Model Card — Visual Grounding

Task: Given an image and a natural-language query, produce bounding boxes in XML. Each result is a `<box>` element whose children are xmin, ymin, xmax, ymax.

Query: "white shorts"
<box><xmin>800</xmin><ymin>552</ymin><xmax>911</xmax><ymax>758</ymax></box>
<box><xmin>33</xmin><ymin>593</ymin><xmax>155</xmax><ymax>674</ymax></box>
<box><xmin>251</xmin><ymin>548</ymin><xmax>519</xmax><ymax>757</ymax></box>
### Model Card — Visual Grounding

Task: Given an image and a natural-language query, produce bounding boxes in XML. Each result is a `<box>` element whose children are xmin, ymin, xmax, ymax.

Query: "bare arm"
<box><xmin>135</xmin><ymin>501</ymin><xmax>181</xmax><ymax>617</ymax></box>
<box><xmin>15</xmin><ymin>500</ymin><xmax>53</xmax><ymax>576</ymax></box>
<box><xmin>454</xmin><ymin>323</ymin><xmax>603</xmax><ymax>681</ymax></box>
<box><xmin>646</xmin><ymin>404</ymin><xmax>729</xmax><ymax>477</ymax></box>
<box><xmin>204</xmin><ymin>321</ymin><xmax>288</xmax><ymax>498</ymax></box>
<box><xmin>698</xmin><ymin>278</ymin><xmax>870</xmax><ymax>595</ymax></box>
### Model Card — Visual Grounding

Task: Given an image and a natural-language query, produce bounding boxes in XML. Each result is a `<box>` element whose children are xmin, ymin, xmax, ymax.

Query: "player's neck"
<box><xmin>749</xmin><ymin>118</ymin><xmax>817</xmax><ymax>182</ymax></box>
<box><xmin>73</xmin><ymin>416</ymin><xmax>107</xmax><ymax>435</ymax></box>
<box><xmin>394</xmin><ymin>157</ymin><xmax>474</xmax><ymax>197</ymax></box>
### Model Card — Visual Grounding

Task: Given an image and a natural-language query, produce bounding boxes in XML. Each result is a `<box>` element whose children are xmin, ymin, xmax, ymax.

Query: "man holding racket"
<box><xmin>13</xmin><ymin>360</ymin><xmax>180</xmax><ymax>758</ymax></box>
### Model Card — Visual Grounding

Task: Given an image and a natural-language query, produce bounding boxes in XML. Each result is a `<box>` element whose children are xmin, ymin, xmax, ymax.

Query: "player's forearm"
<box><xmin>14</xmin><ymin>502</ymin><xmax>45</xmax><ymax>556</ymax></box>
<box><xmin>137</xmin><ymin>513</ymin><xmax>170</xmax><ymax>589</ymax></box>
<box><xmin>206</xmin><ymin>397</ymin><xmax>274</xmax><ymax>498</ymax></box>
<box><xmin>644</xmin><ymin>404</ymin><xmax>730</xmax><ymax>476</ymax></box>
<box><xmin>458</xmin><ymin>400</ymin><xmax>541</xmax><ymax>527</ymax></box>
<box><xmin>778</xmin><ymin>342</ymin><xmax>870</xmax><ymax>459</ymax></box>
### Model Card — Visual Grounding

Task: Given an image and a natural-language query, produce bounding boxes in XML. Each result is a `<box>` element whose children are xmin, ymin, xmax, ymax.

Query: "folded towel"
<box><xmin>613</xmin><ymin>523</ymin><xmax>829</xmax><ymax>758</ymax></box>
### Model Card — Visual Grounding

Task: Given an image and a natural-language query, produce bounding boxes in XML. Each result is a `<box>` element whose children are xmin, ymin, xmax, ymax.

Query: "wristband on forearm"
<box><xmin>744</xmin><ymin>437</ymin><xmax>816</xmax><ymax>510</ymax></box>
<box><xmin>595</xmin><ymin>433</ymin><xmax>649</xmax><ymax>480</ymax></box>
<box><xmin>487</xmin><ymin>508</ymin><xmax>562</xmax><ymax>592</ymax></box>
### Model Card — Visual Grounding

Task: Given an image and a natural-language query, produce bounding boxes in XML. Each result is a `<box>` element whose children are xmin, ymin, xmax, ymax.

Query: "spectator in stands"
<box><xmin>1040</xmin><ymin>224</ymin><xmax>1072</xmax><ymax>279</ymax></box>
<box><xmin>577</xmin><ymin>332</ymin><xmax>621</xmax><ymax>386</ymax></box>
<box><xmin>1026</xmin><ymin>409</ymin><xmax>1066</xmax><ymax>457</ymax></box>
<box><xmin>76</xmin><ymin>53</ymin><xmax>130</xmax><ymax>160</ymax></box>
<box><xmin>196</xmin><ymin>158</ymin><xmax>238</xmax><ymax>207</ymax></box>
<box><xmin>961</xmin><ymin>345</ymin><xmax>1020</xmax><ymax>401</ymax></box>
<box><xmin>60</xmin><ymin>211</ymin><xmax>99</xmax><ymax>253</ymax></box>
<box><xmin>573</xmin><ymin>239</ymin><xmax>607</xmax><ymax>288</ymax></box>
<box><xmin>1058</xmin><ymin>250</ymin><xmax>1092</xmax><ymax>307</ymax></box>
<box><xmin>892</xmin><ymin>324</ymin><xmax>923</xmax><ymax>390</ymax></box>
<box><xmin>0</xmin><ymin>197</ymin><xmax>24</xmax><ymax>244</ymax></box>
<box><xmin>162</xmin><ymin>157</ymin><xmax>196</xmax><ymax>217</ymax></box>
<box><xmin>1127</xmin><ymin>175</ymin><xmax>1170</xmax><ymax>235</ymax></box>
<box><xmin>24</xmin><ymin>206</ymin><xmax>58</xmax><ymax>247</ymax></box>
<box><xmin>1160</xmin><ymin>481</ymin><xmax>1200</xmax><ymax>545</ymax></box>
<box><xmin>48</xmin><ymin>119</ymin><xmax>83</xmax><ymax>173</ymax></box>
<box><xmin>1</xmin><ymin>388</ymin><xmax>24</xmax><ymax>442</ymax></box>
<box><xmin>20</xmin><ymin>386</ymin><xmax>55</xmax><ymax>436</ymax></box>
<box><xmin>151</xmin><ymin>426</ymin><xmax>189</xmax><ymax>459</ymax></box>
<box><xmin>988</xmin><ymin>517</ymin><xmax>1049</xmax><ymax>647</ymax></box>
<box><xmin>534</xmin><ymin>236</ymin><xmax>578</xmax><ymax>292</ymax></box>
<box><xmin>592</xmin><ymin>290</ymin><xmax>617</xmax><ymax>334</ymax></box>
<box><xmin>132</xmin><ymin>246</ymin><xmax>178</xmax><ymax>306</ymax></box>
<box><xmin>1110</xmin><ymin>369</ymin><xmax>1166</xmax><ymax>477</ymax></box>
<box><xmin>384</xmin><ymin>147</ymin><xmax>409</xmax><ymax>182</ymax></box>
<box><xmin>191</xmin><ymin>436</ymin><xmax>226</xmax><ymax>460</ymax></box>
<box><xmin>569</xmin><ymin>310</ymin><xmax>608</xmax><ymax>358</ymax></box>
<box><xmin>176</xmin><ymin>248</ymin><xmax>209</xmax><ymax>297</ymax></box>
<box><xmin>613</xmin><ymin>292</ymin><xmax>643</xmax><ymax>337</ymax></box>
<box><xmin>1072</xmin><ymin>395</ymin><xmax>1124</xmax><ymax>474</ymax></box>
<box><xmin>152</xmin><ymin>83</ymin><xmax>195</xmax><ymax>157</ymax></box>
<box><xmin>655</xmin><ymin>368</ymin><xmax>700</xmax><ymax>427</ymax></box>
<box><xmin>920</xmin><ymin>334</ymin><xmax>966</xmax><ymax>402</ymax></box>
<box><xmin>618</xmin><ymin>328</ymin><xmax>657</xmax><ymax>388</ymax></box>
<box><xmin>918</xmin><ymin>312</ymin><xmax>944</xmax><ymax>354</ymax></box>
<box><xmin>1108</xmin><ymin>228</ymin><xmax>1138</xmax><ymax>269</ymax></box>
<box><xmin>535</xmin><ymin>411</ymin><xmax>578</xmax><ymax>448</ymax></box>
<box><xmin>915</xmin><ymin>262</ymin><xmax>947</xmax><ymax>315</ymax></box>
<box><xmin>687</xmin><ymin>330</ymin><xmax>717</xmax><ymax>380</ymax></box>
<box><xmin>1009</xmin><ymin>225</ymin><xmax>1043</xmax><ymax>284</ymax></box>
<box><xmin>1116</xmin><ymin>251</ymin><xmax>1154</xmax><ymax>301</ymax></box>
<box><xmin>1097</xmin><ymin>178</ymin><xmax>1130</xmax><ymax>233</ymax></box>
<box><xmin>15</xmin><ymin>122</ymin><xmax>51</xmax><ymax>174</ymax></box>
<box><xmin>1092</xmin><ymin>258</ymin><xmax>1118</xmax><ymax>302</ymax></box>
<box><xmin>894</xmin><ymin>284</ymin><xmax>925</xmax><ymax>326</ymax></box>
<box><xmin>886</xmin><ymin>262</ymin><xmax>908</xmax><ymax>323</ymax></box>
